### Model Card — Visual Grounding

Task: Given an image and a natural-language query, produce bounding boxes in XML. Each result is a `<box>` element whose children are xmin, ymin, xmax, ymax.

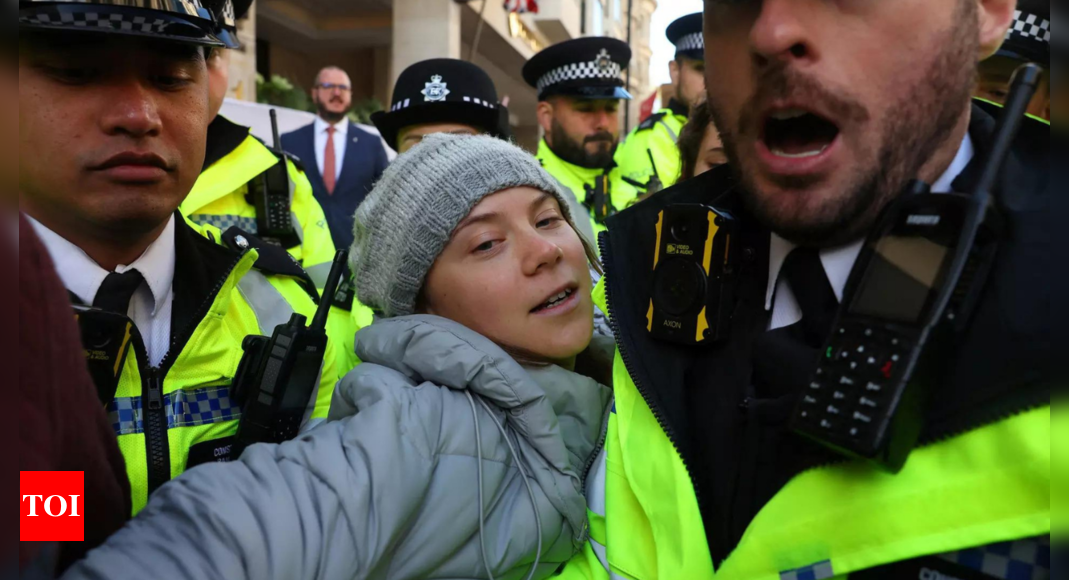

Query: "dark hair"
<box><xmin>677</xmin><ymin>99</ymin><xmax>714</xmax><ymax>182</ymax></box>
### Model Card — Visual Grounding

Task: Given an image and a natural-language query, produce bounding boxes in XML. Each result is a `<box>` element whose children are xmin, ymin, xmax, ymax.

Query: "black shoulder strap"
<box><xmin>636</xmin><ymin>111</ymin><xmax>668</xmax><ymax>132</ymax></box>
<box><xmin>220</xmin><ymin>227</ymin><xmax>319</xmax><ymax>302</ymax></box>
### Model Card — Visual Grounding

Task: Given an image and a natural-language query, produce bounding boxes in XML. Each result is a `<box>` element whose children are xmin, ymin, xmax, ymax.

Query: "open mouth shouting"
<box><xmin>757</xmin><ymin>105</ymin><xmax>842</xmax><ymax>177</ymax></box>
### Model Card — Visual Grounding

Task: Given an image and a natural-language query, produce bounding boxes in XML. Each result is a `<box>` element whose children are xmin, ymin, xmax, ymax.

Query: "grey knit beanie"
<box><xmin>351</xmin><ymin>133</ymin><xmax>582</xmax><ymax>318</ymax></box>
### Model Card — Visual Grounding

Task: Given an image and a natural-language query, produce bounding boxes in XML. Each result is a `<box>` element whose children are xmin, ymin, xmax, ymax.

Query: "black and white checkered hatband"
<box><xmin>20</xmin><ymin>0</ymin><xmax>222</xmax><ymax>46</ymax></box>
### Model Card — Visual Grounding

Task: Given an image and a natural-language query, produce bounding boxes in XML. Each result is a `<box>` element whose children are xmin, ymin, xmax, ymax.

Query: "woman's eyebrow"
<box><xmin>455</xmin><ymin>212</ymin><xmax>501</xmax><ymax>232</ymax></box>
<box><xmin>529</xmin><ymin>192</ymin><xmax>554</xmax><ymax>213</ymax></box>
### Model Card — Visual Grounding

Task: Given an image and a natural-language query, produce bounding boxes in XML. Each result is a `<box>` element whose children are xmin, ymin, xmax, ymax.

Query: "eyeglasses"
<box><xmin>316</xmin><ymin>83</ymin><xmax>352</xmax><ymax>92</ymax></box>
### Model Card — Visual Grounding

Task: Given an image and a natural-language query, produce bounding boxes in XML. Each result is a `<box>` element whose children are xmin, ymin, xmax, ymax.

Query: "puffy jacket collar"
<box><xmin>353</xmin><ymin>314</ymin><xmax>613</xmax><ymax>478</ymax></box>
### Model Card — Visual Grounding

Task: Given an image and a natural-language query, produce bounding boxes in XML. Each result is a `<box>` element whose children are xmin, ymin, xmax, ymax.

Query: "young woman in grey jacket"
<box><xmin>63</xmin><ymin>134</ymin><xmax>614</xmax><ymax>580</ymax></box>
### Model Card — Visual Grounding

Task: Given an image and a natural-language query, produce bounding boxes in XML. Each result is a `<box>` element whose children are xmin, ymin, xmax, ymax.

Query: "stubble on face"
<box><xmin>549</xmin><ymin>117</ymin><xmax>617</xmax><ymax>169</ymax></box>
<box><xmin>708</xmin><ymin>0</ymin><xmax>978</xmax><ymax>247</ymax></box>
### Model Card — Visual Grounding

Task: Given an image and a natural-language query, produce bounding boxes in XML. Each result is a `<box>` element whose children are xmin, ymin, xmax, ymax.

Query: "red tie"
<box><xmin>324</xmin><ymin>126</ymin><xmax>337</xmax><ymax>195</ymax></box>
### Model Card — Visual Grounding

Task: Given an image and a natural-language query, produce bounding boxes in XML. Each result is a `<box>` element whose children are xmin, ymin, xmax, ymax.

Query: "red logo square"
<box><xmin>20</xmin><ymin>471</ymin><xmax>84</xmax><ymax>542</ymax></box>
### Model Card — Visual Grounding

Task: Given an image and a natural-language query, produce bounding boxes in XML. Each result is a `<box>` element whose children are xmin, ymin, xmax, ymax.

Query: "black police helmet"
<box><xmin>19</xmin><ymin>0</ymin><xmax>223</xmax><ymax>47</ymax></box>
<box><xmin>371</xmin><ymin>58</ymin><xmax>509</xmax><ymax>152</ymax></box>
<box><xmin>998</xmin><ymin>0</ymin><xmax>1049</xmax><ymax>66</ymax></box>
<box><xmin>667</xmin><ymin>12</ymin><xmax>704</xmax><ymax>62</ymax></box>
<box><xmin>523</xmin><ymin>37</ymin><xmax>632</xmax><ymax>101</ymax></box>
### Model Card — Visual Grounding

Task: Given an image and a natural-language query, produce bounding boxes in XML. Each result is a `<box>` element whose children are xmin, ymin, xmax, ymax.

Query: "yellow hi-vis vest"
<box><xmin>537</xmin><ymin>140</ymin><xmax>632</xmax><ymax>242</ymax></box>
<box><xmin>104</xmin><ymin>219</ymin><xmax>339</xmax><ymax>515</ymax></box>
<box><xmin>614</xmin><ymin>107</ymin><xmax>688</xmax><ymax>202</ymax></box>
<box><xmin>556</xmin><ymin>283</ymin><xmax>1050</xmax><ymax>580</ymax></box>
<box><xmin>182</xmin><ymin>117</ymin><xmax>337</xmax><ymax>289</ymax></box>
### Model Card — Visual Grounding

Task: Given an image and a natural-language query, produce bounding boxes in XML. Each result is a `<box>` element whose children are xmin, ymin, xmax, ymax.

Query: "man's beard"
<box><xmin>317</xmin><ymin>99</ymin><xmax>350</xmax><ymax>124</ymax></box>
<box><xmin>710</xmin><ymin>0</ymin><xmax>977</xmax><ymax>247</ymax></box>
<box><xmin>549</xmin><ymin>118</ymin><xmax>617</xmax><ymax>169</ymax></box>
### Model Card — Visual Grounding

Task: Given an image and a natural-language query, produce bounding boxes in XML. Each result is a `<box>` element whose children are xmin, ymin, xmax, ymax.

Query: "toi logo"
<box><xmin>20</xmin><ymin>471</ymin><xmax>84</xmax><ymax>542</ymax></box>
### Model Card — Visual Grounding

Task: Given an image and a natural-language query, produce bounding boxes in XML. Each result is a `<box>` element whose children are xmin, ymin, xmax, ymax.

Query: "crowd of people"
<box><xmin>14</xmin><ymin>0</ymin><xmax>1058</xmax><ymax>579</ymax></box>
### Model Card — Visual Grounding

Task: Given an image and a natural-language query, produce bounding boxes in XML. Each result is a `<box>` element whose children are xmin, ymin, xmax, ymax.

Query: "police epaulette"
<box><xmin>221</xmin><ymin>227</ymin><xmax>318</xmax><ymax>298</ymax></box>
<box><xmin>250</xmin><ymin>135</ymin><xmax>307</xmax><ymax>173</ymax></box>
<box><xmin>636</xmin><ymin>111</ymin><xmax>668</xmax><ymax>132</ymax></box>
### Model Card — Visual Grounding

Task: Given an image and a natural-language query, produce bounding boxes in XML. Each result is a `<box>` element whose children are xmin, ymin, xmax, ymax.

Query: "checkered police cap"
<box><xmin>523</xmin><ymin>37</ymin><xmax>632</xmax><ymax>101</ymax></box>
<box><xmin>536</xmin><ymin>55</ymin><xmax>623</xmax><ymax>93</ymax></box>
<box><xmin>19</xmin><ymin>0</ymin><xmax>223</xmax><ymax>47</ymax></box>
<box><xmin>1008</xmin><ymin>9</ymin><xmax>1050</xmax><ymax>45</ymax></box>
<box><xmin>667</xmin><ymin>12</ymin><xmax>704</xmax><ymax>60</ymax></box>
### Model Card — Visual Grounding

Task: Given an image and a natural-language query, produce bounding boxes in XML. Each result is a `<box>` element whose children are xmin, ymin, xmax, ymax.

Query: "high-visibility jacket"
<box><xmin>556</xmin><ymin>102</ymin><xmax>1054</xmax><ymax>580</ymax></box>
<box><xmin>614</xmin><ymin>100</ymin><xmax>688</xmax><ymax>203</ymax></box>
<box><xmin>537</xmin><ymin>140</ymin><xmax>632</xmax><ymax>241</ymax></box>
<box><xmin>182</xmin><ymin>116</ymin><xmax>337</xmax><ymax>289</ymax></box>
<box><xmin>96</xmin><ymin>217</ymin><xmax>338</xmax><ymax>514</ymax></box>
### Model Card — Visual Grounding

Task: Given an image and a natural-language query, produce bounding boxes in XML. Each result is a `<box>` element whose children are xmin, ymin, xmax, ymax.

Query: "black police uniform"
<box><xmin>371</xmin><ymin>58</ymin><xmax>510</xmax><ymax>152</ymax></box>
<box><xmin>598</xmin><ymin>100</ymin><xmax>1060</xmax><ymax>577</ymax></box>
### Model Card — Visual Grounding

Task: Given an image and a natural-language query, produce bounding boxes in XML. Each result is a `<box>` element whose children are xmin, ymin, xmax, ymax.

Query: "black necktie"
<box><xmin>93</xmin><ymin>270</ymin><xmax>144</xmax><ymax>315</ymax></box>
<box><xmin>752</xmin><ymin>247</ymin><xmax>840</xmax><ymax>398</ymax></box>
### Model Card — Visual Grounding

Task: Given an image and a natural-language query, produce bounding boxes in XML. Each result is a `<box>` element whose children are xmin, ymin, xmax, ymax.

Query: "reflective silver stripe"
<box><xmin>291</xmin><ymin>211</ymin><xmax>304</xmax><ymax>244</ymax></box>
<box><xmin>188</xmin><ymin>213</ymin><xmax>259</xmax><ymax>234</ymax></box>
<box><xmin>657</xmin><ymin>118</ymin><xmax>678</xmax><ymax>142</ymax></box>
<box><xmin>590</xmin><ymin>538</ymin><xmax>629</xmax><ymax>580</ymax></box>
<box><xmin>305</xmin><ymin>262</ymin><xmax>332</xmax><ymax>289</ymax></box>
<box><xmin>587</xmin><ymin>447</ymin><xmax>608</xmax><ymax>517</ymax></box>
<box><xmin>237</xmin><ymin>270</ymin><xmax>295</xmax><ymax>333</ymax></box>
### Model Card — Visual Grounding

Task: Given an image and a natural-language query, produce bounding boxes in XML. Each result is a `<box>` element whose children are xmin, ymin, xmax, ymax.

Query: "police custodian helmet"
<box><xmin>666</xmin><ymin>12</ymin><xmax>704</xmax><ymax>62</ymax></box>
<box><xmin>19</xmin><ymin>0</ymin><xmax>223</xmax><ymax>47</ymax></box>
<box><xmin>523</xmin><ymin>37</ymin><xmax>632</xmax><ymax>101</ymax></box>
<box><xmin>372</xmin><ymin>58</ymin><xmax>511</xmax><ymax>152</ymax></box>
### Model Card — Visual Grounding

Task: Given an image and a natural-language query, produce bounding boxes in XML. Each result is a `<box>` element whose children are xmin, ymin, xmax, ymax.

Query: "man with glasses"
<box><xmin>282</xmin><ymin>67</ymin><xmax>389</xmax><ymax>251</ymax></box>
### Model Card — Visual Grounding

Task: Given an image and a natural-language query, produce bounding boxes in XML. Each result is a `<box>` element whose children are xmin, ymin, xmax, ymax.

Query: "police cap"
<box><xmin>19</xmin><ymin>0</ymin><xmax>223</xmax><ymax>47</ymax></box>
<box><xmin>371</xmin><ymin>58</ymin><xmax>510</xmax><ymax>152</ymax></box>
<box><xmin>667</xmin><ymin>12</ymin><xmax>704</xmax><ymax>61</ymax></box>
<box><xmin>999</xmin><ymin>0</ymin><xmax>1049</xmax><ymax>66</ymax></box>
<box><xmin>523</xmin><ymin>37</ymin><xmax>632</xmax><ymax>102</ymax></box>
<box><xmin>202</xmin><ymin>0</ymin><xmax>252</xmax><ymax>48</ymax></box>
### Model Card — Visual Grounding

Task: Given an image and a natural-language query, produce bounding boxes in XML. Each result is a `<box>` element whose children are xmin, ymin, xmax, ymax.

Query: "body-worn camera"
<box><xmin>585</xmin><ymin>171</ymin><xmax>614</xmax><ymax>223</ymax></box>
<box><xmin>647</xmin><ymin>203</ymin><xmax>738</xmax><ymax>346</ymax></box>
<box><xmin>790</xmin><ymin>64</ymin><xmax>1042</xmax><ymax>472</ymax></box>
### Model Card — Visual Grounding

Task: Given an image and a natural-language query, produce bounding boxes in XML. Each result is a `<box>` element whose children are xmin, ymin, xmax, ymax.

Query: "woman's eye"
<box><xmin>474</xmin><ymin>240</ymin><xmax>498</xmax><ymax>253</ymax></box>
<box><xmin>537</xmin><ymin>216</ymin><xmax>564</xmax><ymax>228</ymax></box>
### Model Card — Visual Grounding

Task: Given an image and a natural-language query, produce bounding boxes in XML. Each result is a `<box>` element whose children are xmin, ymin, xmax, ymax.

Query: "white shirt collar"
<box><xmin>28</xmin><ymin>214</ymin><xmax>176</xmax><ymax>314</ymax></box>
<box><xmin>315</xmin><ymin>116</ymin><xmax>349</xmax><ymax>137</ymax></box>
<box><xmin>765</xmin><ymin>132</ymin><xmax>975</xmax><ymax>311</ymax></box>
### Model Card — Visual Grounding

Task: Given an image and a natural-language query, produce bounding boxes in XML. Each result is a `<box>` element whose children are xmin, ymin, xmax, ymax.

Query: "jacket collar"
<box><xmin>203</xmin><ymin>115</ymin><xmax>252</xmax><ymax>171</ymax></box>
<box><xmin>666</xmin><ymin>98</ymin><xmax>689</xmax><ymax>119</ymax></box>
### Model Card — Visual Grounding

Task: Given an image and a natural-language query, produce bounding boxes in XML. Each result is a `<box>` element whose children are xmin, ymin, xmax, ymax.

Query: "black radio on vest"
<box><xmin>230</xmin><ymin>249</ymin><xmax>349</xmax><ymax>457</ymax></box>
<box><xmin>791</xmin><ymin>64</ymin><xmax>1044</xmax><ymax>472</ymax></box>
<box><xmin>248</xmin><ymin>108</ymin><xmax>299</xmax><ymax>248</ymax></box>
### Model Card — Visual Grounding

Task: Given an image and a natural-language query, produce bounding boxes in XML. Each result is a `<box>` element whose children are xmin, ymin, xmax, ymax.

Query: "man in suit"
<box><xmin>282</xmin><ymin>67</ymin><xmax>389</xmax><ymax>251</ymax></box>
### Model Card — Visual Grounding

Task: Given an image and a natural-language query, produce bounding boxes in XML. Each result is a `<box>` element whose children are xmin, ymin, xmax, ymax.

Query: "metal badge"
<box><xmin>422</xmin><ymin>75</ymin><xmax>451</xmax><ymax>102</ymax></box>
<box><xmin>596</xmin><ymin>49</ymin><xmax>613</xmax><ymax>72</ymax></box>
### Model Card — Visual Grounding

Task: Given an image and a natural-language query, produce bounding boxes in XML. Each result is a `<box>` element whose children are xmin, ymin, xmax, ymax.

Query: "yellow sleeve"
<box><xmin>287</xmin><ymin>159</ymin><xmax>337</xmax><ymax>289</ymax></box>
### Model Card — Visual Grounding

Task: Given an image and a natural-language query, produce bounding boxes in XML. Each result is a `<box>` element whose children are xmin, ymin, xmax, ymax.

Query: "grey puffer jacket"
<box><xmin>63</xmin><ymin>315</ymin><xmax>614</xmax><ymax>580</ymax></box>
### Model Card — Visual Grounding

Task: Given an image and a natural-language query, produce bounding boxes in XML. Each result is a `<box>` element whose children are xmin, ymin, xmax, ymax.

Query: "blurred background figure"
<box><xmin>676</xmin><ymin>100</ymin><xmax>727</xmax><ymax>183</ymax></box>
<box><xmin>616</xmin><ymin>12</ymin><xmax>705</xmax><ymax>199</ymax></box>
<box><xmin>183</xmin><ymin>0</ymin><xmax>338</xmax><ymax>289</ymax></box>
<box><xmin>282</xmin><ymin>66</ymin><xmax>389</xmax><ymax>251</ymax></box>
<box><xmin>371</xmin><ymin>58</ymin><xmax>511</xmax><ymax>154</ymax></box>
<box><xmin>974</xmin><ymin>0</ymin><xmax>1050</xmax><ymax>121</ymax></box>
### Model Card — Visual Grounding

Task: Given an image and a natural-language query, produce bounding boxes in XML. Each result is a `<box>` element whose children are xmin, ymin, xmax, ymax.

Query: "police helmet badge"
<box><xmin>422</xmin><ymin>75</ymin><xmax>451</xmax><ymax>102</ymax></box>
<box><xmin>595</xmin><ymin>49</ymin><xmax>613</xmax><ymax>72</ymax></box>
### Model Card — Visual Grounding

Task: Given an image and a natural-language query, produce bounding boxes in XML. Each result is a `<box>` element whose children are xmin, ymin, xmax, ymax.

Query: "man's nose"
<box><xmin>749</xmin><ymin>0</ymin><xmax>818</xmax><ymax>68</ymax></box>
<box><xmin>98</xmin><ymin>77</ymin><xmax>163</xmax><ymax>138</ymax></box>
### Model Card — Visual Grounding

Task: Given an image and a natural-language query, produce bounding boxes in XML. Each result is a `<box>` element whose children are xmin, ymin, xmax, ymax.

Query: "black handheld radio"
<box><xmin>230</xmin><ymin>249</ymin><xmax>349</xmax><ymax>456</ymax></box>
<box><xmin>647</xmin><ymin>204</ymin><xmax>739</xmax><ymax>345</ymax></box>
<box><xmin>585</xmin><ymin>170</ymin><xmax>614</xmax><ymax>223</ymax></box>
<box><xmin>248</xmin><ymin>109</ymin><xmax>300</xmax><ymax>249</ymax></box>
<box><xmin>790</xmin><ymin>65</ymin><xmax>1043</xmax><ymax>473</ymax></box>
<box><xmin>621</xmin><ymin>149</ymin><xmax>665</xmax><ymax>206</ymax></box>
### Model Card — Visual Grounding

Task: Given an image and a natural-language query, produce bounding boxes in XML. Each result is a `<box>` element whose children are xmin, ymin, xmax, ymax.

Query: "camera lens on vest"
<box><xmin>653</xmin><ymin>260</ymin><xmax>706</xmax><ymax>317</ymax></box>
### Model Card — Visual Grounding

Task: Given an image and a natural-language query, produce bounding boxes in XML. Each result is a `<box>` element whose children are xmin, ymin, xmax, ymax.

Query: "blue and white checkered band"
<box><xmin>536</xmin><ymin>51</ymin><xmax>624</xmax><ymax>92</ymax></box>
<box><xmin>21</xmin><ymin>0</ymin><xmax>206</xmax><ymax>18</ymax></box>
<box><xmin>1006</xmin><ymin>10</ymin><xmax>1050</xmax><ymax>44</ymax></box>
<box><xmin>19</xmin><ymin>10</ymin><xmax>172</xmax><ymax>34</ymax></box>
<box><xmin>676</xmin><ymin>32</ymin><xmax>704</xmax><ymax>53</ymax></box>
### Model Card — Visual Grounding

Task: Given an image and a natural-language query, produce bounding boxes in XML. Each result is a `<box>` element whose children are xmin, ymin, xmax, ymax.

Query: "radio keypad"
<box><xmin>796</xmin><ymin>322</ymin><xmax>912</xmax><ymax>453</ymax></box>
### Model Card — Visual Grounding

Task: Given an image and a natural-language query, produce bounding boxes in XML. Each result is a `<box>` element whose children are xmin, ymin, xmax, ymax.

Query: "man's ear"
<box><xmin>976</xmin><ymin>0</ymin><xmax>1017</xmax><ymax>59</ymax></box>
<box><xmin>537</xmin><ymin>100</ymin><xmax>554</xmax><ymax>137</ymax></box>
<box><xmin>669</xmin><ymin>58</ymin><xmax>681</xmax><ymax>87</ymax></box>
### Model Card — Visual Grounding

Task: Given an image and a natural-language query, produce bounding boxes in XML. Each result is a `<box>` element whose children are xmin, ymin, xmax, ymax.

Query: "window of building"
<box><xmin>592</xmin><ymin>0</ymin><xmax>604</xmax><ymax>36</ymax></box>
<box><xmin>613</xmin><ymin>0</ymin><xmax>621</xmax><ymax>20</ymax></box>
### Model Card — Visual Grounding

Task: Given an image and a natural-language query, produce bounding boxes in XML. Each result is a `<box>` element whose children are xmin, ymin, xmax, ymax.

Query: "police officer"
<box><xmin>560</xmin><ymin>0</ymin><xmax>1055</xmax><ymax>578</ymax></box>
<box><xmin>19</xmin><ymin>0</ymin><xmax>338</xmax><ymax>514</ymax></box>
<box><xmin>182</xmin><ymin>0</ymin><xmax>339</xmax><ymax>288</ymax></box>
<box><xmin>615</xmin><ymin>12</ymin><xmax>704</xmax><ymax>200</ymax></box>
<box><xmin>974</xmin><ymin>0</ymin><xmax>1050</xmax><ymax>121</ymax></box>
<box><xmin>523</xmin><ymin>37</ymin><xmax>632</xmax><ymax>243</ymax></box>
<box><xmin>372</xmin><ymin>58</ymin><xmax>511</xmax><ymax>154</ymax></box>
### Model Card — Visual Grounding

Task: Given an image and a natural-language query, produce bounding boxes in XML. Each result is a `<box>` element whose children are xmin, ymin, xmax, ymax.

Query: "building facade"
<box><xmin>226</xmin><ymin>0</ymin><xmax>657</xmax><ymax>151</ymax></box>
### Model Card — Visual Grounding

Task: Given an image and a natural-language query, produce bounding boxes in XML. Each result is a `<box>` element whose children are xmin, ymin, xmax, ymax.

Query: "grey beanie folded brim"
<box><xmin>351</xmin><ymin>133</ymin><xmax>582</xmax><ymax>318</ymax></box>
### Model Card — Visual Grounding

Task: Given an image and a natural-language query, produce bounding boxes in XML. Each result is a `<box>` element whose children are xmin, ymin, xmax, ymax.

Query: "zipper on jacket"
<box><xmin>142</xmin><ymin>251</ymin><xmax>248</xmax><ymax>497</ymax></box>
<box><xmin>598</xmin><ymin>232</ymin><xmax>705</xmax><ymax>515</ymax></box>
<box><xmin>579</xmin><ymin>397</ymin><xmax>614</xmax><ymax>494</ymax></box>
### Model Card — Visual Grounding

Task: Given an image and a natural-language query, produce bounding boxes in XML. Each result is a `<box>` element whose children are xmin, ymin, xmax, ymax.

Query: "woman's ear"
<box><xmin>976</xmin><ymin>0</ymin><xmax>1018</xmax><ymax>60</ymax></box>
